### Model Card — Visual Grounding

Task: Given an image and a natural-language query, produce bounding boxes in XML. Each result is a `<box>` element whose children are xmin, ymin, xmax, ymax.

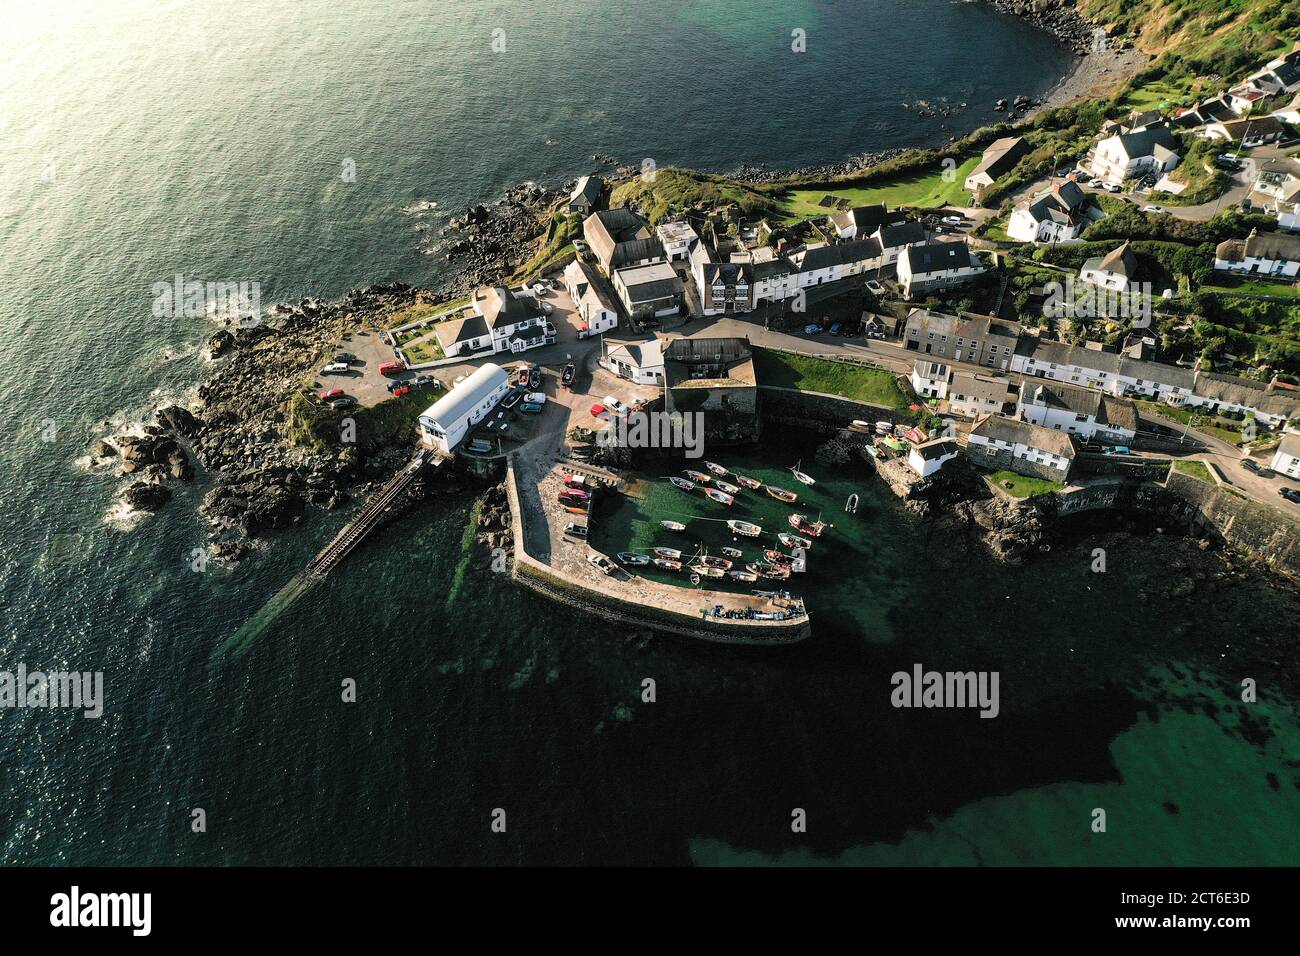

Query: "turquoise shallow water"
<box><xmin>0</xmin><ymin>2</ymin><xmax>1295</xmax><ymax>865</ymax></box>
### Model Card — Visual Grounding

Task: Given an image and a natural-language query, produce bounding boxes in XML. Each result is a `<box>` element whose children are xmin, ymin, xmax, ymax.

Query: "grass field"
<box><xmin>1172</xmin><ymin>459</ymin><xmax>1214</xmax><ymax>483</ymax></box>
<box><xmin>751</xmin><ymin>348</ymin><xmax>908</xmax><ymax>408</ymax></box>
<box><xmin>1136</xmin><ymin>400</ymin><xmax>1245</xmax><ymax>446</ymax></box>
<box><xmin>986</xmin><ymin>470</ymin><xmax>1065</xmax><ymax>498</ymax></box>
<box><xmin>1201</xmin><ymin>276</ymin><xmax>1300</xmax><ymax>298</ymax></box>
<box><xmin>778</xmin><ymin>156</ymin><xmax>980</xmax><ymax>221</ymax></box>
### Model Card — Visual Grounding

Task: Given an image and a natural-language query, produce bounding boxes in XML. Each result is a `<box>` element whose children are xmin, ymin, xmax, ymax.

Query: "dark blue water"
<box><xmin>1</xmin><ymin>2</ymin><xmax>1295</xmax><ymax>866</ymax></box>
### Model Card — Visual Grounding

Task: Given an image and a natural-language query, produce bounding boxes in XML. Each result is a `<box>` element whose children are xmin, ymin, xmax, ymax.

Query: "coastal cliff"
<box><xmin>983</xmin><ymin>0</ymin><xmax>1100</xmax><ymax>54</ymax></box>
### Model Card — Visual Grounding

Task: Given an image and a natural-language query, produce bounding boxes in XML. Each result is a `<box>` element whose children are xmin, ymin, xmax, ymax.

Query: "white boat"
<box><xmin>720</xmin><ymin>547</ymin><xmax>744</xmax><ymax>559</ymax></box>
<box><xmin>653</xmin><ymin>558</ymin><xmax>682</xmax><ymax>571</ymax></box>
<box><xmin>704</xmin><ymin>462</ymin><xmax>729</xmax><ymax>476</ymax></box>
<box><xmin>617</xmin><ymin>552</ymin><xmax>650</xmax><ymax>566</ymax></box>
<box><xmin>660</xmin><ymin>520</ymin><xmax>687</xmax><ymax>532</ymax></box>
<box><xmin>715</xmin><ymin>480</ymin><xmax>741</xmax><ymax>495</ymax></box>
<box><xmin>683</xmin><ymin>469</ymin><xmax>712</xmax><ymax>484</ymax></box>
<box><xmin>668</xmin><ymin>476</ymin><xmax>694</xmax><ymax>491</ymax></box>
<box><xmin>690</xmin><ymin>565</ymin><xmax>725</xmax><ymax>579</ymax></box>
<box><xmin>848</xmin><ymin>420</ymin><xmax>873</xmax><ymax>434</ymax></box>
<box><xmin>778</xmin><ymin>532</ymin><xmax>812</xmax><ymax>550</ymax></box>
<box><xmin>705</xmin><ymin>488</ymin><xmax>735</xmax><ymax>506</ymax></box>
<box><xmin>728</xmin><ymin>569</ymin><xmax>759</xmax><ymax>583</ymax></box>
<box><xmin>734</xmin><ymin>474</ymin><xmax>762</xmax><ymax>490</ymax></box>
<box><xmin>653</xmin><ymin>547</ymin><xmax>682</xmax><ymax>560</ymax></box>
<box><xmin>790</xmin><ymin>460</ymin><xmax>816</xmax><ymax>486</ymax></box>
<box><xmin>727</xmin><ymin>520</ymin><xmax>762</xmax><ymax>537</ymax></box>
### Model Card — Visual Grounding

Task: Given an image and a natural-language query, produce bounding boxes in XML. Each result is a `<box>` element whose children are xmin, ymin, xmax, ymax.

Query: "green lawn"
<box><xmin>1136</xmin><ymin>400</ymin><xmax>1246</xmax><ymax>446</ymax></box>
<box><xmin>1119</xmin><ymin>77</ymin><xmax>1196</xmax><ymax>114</ymax></box>
<box><xmin>1200</xmin><ymin>276</ymin><xmax>1300</xmax><ymax>298</ymax></box>
<box><xmin>1171</xmin><ymin>459</ymin><xmax>1214</xmax><ymax>483</ymax></box>
<box><xmin>778</xmin><ymin>156</ymin><xmax>980</xmax><ymax>221</ymax></box>
<box><xmin>752</xmin><ymin>348</ymin><xmax>908</xmax><ymax>408</ymax></box>
<box><xmin>986</xmin><ymin>470</ymin><xmax>1065</xmax><ymax>498</ymax></box>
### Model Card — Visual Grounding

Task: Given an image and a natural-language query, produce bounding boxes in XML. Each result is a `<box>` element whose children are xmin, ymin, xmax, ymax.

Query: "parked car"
<box><xmin>573</xmin><ymin>239</ymin><xmax>588</xmax><ymax>253</ymax></box>
<box><xmin>1279</xmin><ymin>487</ymin><xmax>1300</xmax><ymax>503</ymax></box>
<box><xmin>866</xmin><ymin>329</ymin><xmax>886</xmax><ymax>340</ymax></box>
<box><xmin>803</xmin><ymin>323</ymin><xmax>821</xmax><ymax>335</ymax></box>
<box><xmin>328</xmin><ymin>396</ymin><xmax>357</xmax><ymax>410</ymax></box>
<box><xmin>465</xmin><ymin>439</ymin><xmax>493</xmax><ymax>454</ymax></box>
<box><xmin>1142</xmin><ymin>205</ymin><xmax>1166</xmax><ymax>214</ymax></box>
<box><xmin>1104</xmin><ymin>183</ymin><xmax>1122</xmax><ymax>193</ymax></box>
<box><xmin>378</xmin><ymin>360</ymin><xmax>405</xmax><ymax>375</ymax></box>
<box><xmin>319</xmin><ymin>387</ymin><xmax>345</xmax><ymax>401</ymax></box>
<box><xmin>412</xmin><ymin>374</ymin><xmax>438</xmax><ymax>388</ymax></box>
<box><xmin>519</xmin><ymin>401</ymin><xmax>544</xmax><ymax>414</ymax></box>
<box><xmin>532</xmin><ymin>283</ymin><xmax>548</xmax><ymax>297</ymax></box>
<box><xmin>1088</xmin><ymin>179</ymin><xmax>1105</xmax><ymax>188</ymax></box>
<box><xmin>865</xmin><ymin>280</ymin><xmax>885</xmax><ymax>295</ymax></box>
<box><xmin>1241</xmin><ymin>458</ymin><xmax>1261</xmax><ymax>473</ymax></box>
<box><xmin>563</xmin><ymin>523</ymin><xmax>588</xmax><ymax>540</ymax></box>
<box><xmin>333</xmin><ymin>352</ymin><xmax>357</xmax><ymax>364</ymax></box>
<box><xmin>322</xmin><ymin>362</ymin><xmax>350</xmax><ymax>374</ymax></box>
<box><xmin>540</xmin><ymin>301</ymin><xmax>554</xmax><ymax>315</ymax></box>
<box><xmin>522</xmin><ymin>392</ymin><xmax>547</xmax><ymax>405</ymax></box>
<box><xmin>941</xmin><ymin>215</ymin><xmax>964</xmax><ymax>225</ymax></box>
<box><xmin>601</xmin><ymin>396</ymin><xmax>628</xmax><ymax>417</ymax></box>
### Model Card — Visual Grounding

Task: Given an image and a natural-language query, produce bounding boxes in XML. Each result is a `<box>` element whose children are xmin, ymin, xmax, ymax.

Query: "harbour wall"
<box><xmin>503</xmin><ymin>460</ymin><xmax>811</xmax><ymax>645</ymax></box>
<box><xmin>757</xmin><ymin>386</ymin><xmax>912</xmax><ymax>434</ymax></box>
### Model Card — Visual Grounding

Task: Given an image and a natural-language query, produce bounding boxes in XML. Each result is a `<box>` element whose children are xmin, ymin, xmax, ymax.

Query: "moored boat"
<box><xmin>715</xmin><ymin>480</ymin><xmax>741</xmax><ymax>495</ymax></box>
<box><xmin>653</xmin><ymin>558</ymin><xmax>682</xmax><ymax>571</ymax></box>
<box><xmin>704</xmin><ymin>462</ymin><xmax>728</xmax><ymax>476</ymax></box>
<box><xmin>848</xmin><ymin>419</ymin><xmax>873</xmax><ymax>434</ymax></box>
<box><xmin>764</xmin><ymin>549</ymin><xmax>795</xmax><ymax>567</ymax></box>
<box><xmin>558</xmin><ymin>488</ymin><xmax>591</xmax><ymax>501</ymax></box>
<box><xmin>653</xmin><ymin>547</ymin><xmax>682</xmax><ymax>560</ymax></box>
<box><xmin>562</xmin><ymin>505</ymin><xmax>588</xmax><ymax>515</ymax></box>
<box><xmin>728</xmin><ymin>569</ymin><xmax>759</xmax><ymax>583</ymax></box>
<box><xmin>617</xmin><ymin>552</ymin><xmax>650</xmax><ymax>566</ymax></box>
<box><xmin>720</xmin><ymin>547</ymin><xmax>743</xmax><ymax>559</ymax></box>
<box><xmin>790</xmin><ymin>460</ymin><xmax>816</xmax><ymax>486</ymax></box>
<box><xmin>733</xmin><ymin>474</ymin><xmax>762</xmax><ymax>490</ymax></box>
<box><xmin>683</xmin><ymin>469</ymin><xmax>712</xmax><ymax>484</ymax></box>
<box><xmin>689</xmin><ymin>564</ymin><xmax>724</xmax><ymax>579</ymax></box>
<box><xmin>747</xmin><ymin>561</ymin><xmax>790</xmax><ymax>581</ymax></box>
<box><xmin>789</xmin><ymin>513</ymin><xmax>827</xmax><ymax>537</ymax></box>
<box><xmin>696</xmin><ymin>555</ymin><xmax>732</xmax><ymax>571</ymax></box>
<box><xmin>778</xmin><ymin>532</ymin><xmax>812</xmax><ymax>550</ymax></box>
<box><xmin>766</xmin><ymin>485</ymin><xmax>798</xmax><ymax>503</ymax></box>
<box><xmin>705</xmin><ymin>488</ymin><xmax>734</xmax><ymax>506</ymax></box>
<box><xmin>726</xmin><ymin>519</ymin><xmax>762</xmax><ymax>537</ymax></box>
<box><xmin>668</xmin><ymin>476</ymin><xmax>695</xmax><ymax>491</ymax></box>
<box><xmin>660</xmin><ymin>520</ymin><xmax>687</xmax><ymax>531</ymax></box>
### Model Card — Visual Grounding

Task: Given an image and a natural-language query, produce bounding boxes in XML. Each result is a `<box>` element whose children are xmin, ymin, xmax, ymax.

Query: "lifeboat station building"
<box><xmin>418</xmin><ymin>363</ymin><xmax>510</xmax><ymax>454</ymax></box>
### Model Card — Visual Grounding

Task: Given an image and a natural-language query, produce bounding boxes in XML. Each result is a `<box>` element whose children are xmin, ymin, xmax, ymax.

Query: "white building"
<box><xmin>949</xmin><ymin>371</ymin><xmax>1011</xmax><ymax>418</ymax></box>
<box><xmin>966</xmin><ymin>415</ymin><xmax>1076</xmax><ymax>481</ymax></box>
<box><xmin>656</xmin><ymin>221</ymin><xmax>699</xmax><ymax>262</ymax></box>
<box><xmin>897</xmin><ymin>242</ymin><xmax>985</xmax><ymax>298</ymax></box>
<box><xmin>1079</xmin><ymin>241</ymin><xmax>1139</xmax><ymax>292</ymax></box>
<box><xmin>600</xmin><ymin>339</ymin><xmax>664</xmax><ymax>386</ymax></box>
<box><xmin>910</xmin><ymin>360</ymin><xmax>951</xmax><ymax>399</ymax></box>
<box><xmin>1007</xmin><ymin>181</ymin><xmax>1105</xmax><ymax>245</ymax></box>
<box><xmin>1270</xmin><ymin>432</ymin><xmax>1300</xmax><ymax>478</ymax></box>
<box><xmin>908</xmin><ymin>437</ymin><xmax>960</xmax><ymax>478</ymax></box>
<box><xmin>417</xmin><ymin>363</ymin><xmax>510</xmax><ymax>454</ymax></box>
<box><xmin>1214</xmin><ymin>229</ymin><xmax>1300</xmax><ymax>279</ymax></box>
<box><xmin>1016</xmin><ymin>380</ymin><xmax>1139</xmax><ymax>443</ymax></box>
<box><xmin>1091</xmin><ymin>125</ymin><xmax>1181</xmax><ymax>185</ymax></box>
<box><xmin>828</xmin><ymin>204</ymin><xmax>904</xmax><ymax>240</ymax></box>
<box><xmin>1011</xmin><ymin>337</ymin><xmax>1196</xmax><ymax>403</ymax></box>
<box><xmin>563</xmin><ymin>259</ymin><xmax>619</xmax><ymax>339</ymax></box>
<box><xmin>434</xmin><ymin>286</ymin><xmax>554</xmax><ymax>359</ymax></box>
<box><xmin>1185</xmin><ymin>371</ymin><xmax>1300</xmax><ymax>429</ymax></box>
<box><xmin>1252</xmin><ymin>158</ymin><xmax>1300</xmax><ymax>232</ymax></box>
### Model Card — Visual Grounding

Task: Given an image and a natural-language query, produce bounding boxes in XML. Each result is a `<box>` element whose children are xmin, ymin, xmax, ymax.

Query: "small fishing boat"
<box><xmin>559</xmin><ymin>488</ymin><xmax>591</xmax><ymax>501</ymax></box>
<box><xmin>789</xmin><ymin>513</ymin><xmax>827</xmax><ymax>537</ymax></box>
<box><xmin>704</xmin><ymin>462</ymin><xmax>729</xmax><ymax>476</ymax></box>
<box><xmin>720</xmin><ymin>547</ymin><xmax>744</xmax><ymax>559</ymax></box>
<box><xmin>747</xmin><ymin>561</ymin><xmax>790</xmax><ymax>581</ymax></box>
<box><xmin>764</xmin><ymin>549</ymin><xmax>795</xmax><ymax>567</ymax></box>
<box><xmin>790</xmin><ymin>460</ymin><xmax>816</xmax><ymax>486</ymax></box>
<box><xmin>726</xmin><ymin>519</ymin><xmax>762</xmax><ymax>537</ymax></box>
<box><xmin>562</xmin><ymin>505</ymin><xmax>588</xmax><ymax>515</ymax></box>
<box><xmin>653</xmin><ymin>547</ymin><xmax>683</xmax><ymax>560</ymax></box>
<box><xmin>727</xmin><ymin>569</ymin><xmax>759</xmax><ymax>583</ymax></box>
<box><xmin>683</xmin><ymin>469</ymin><xmax>712</xmax><ymax>484</ymax></box>
<box><xmin>696</xmin><ymin>555</ymin><xmax>732</xmax><ymax>571</ymax></box>
<box><xmin>705</xmin><ymin>488</ymin><xmax>735</xmax><ymax>506</ymax></box>
<box><xmin>715</xmin><ymin>480</ymin><xmax>741</xmax><ymax>495</ymax></box>
<box><xmin>617</xmin><ymin>552</ymin><xmax>650</xmax><ymax>566</ymax></box>
<box><xmin>668</xmin><ymin>476</ymin><xmax>695</xmax><ymax>491</ymax></box>
<box><xmin>848</xmin><ymin>420</ymin><xmax>873</xmax><ymax>434</ymax></box>
<box><xmin>875</xmin><ymin>421</ymin><xmax>893</xmax><ymax>435</ymax></box>
<box><xmin>733</xmin><ymin>474</ymin><xmax>762</xmax><ymax>490</ymax></box>
<box><xmin>653</xmin><ymin>558</ymin><xmax>682</xmax><ymax>571</ymax></box>
<box><xmin>778</xmin><ymin>532</ymin><xmax>812</xmax><ymax>550</ymax></box>
<box><xmin>660</xmin><ymin>520</ymin><xmax>687</xmax><ymax>532</ymax></box>
<box><xmin>766</xmin><ymin>485</ymin><xmax>798</xmax><ymax>504</ymax></box>
<box><xmin>690</xmin><ymin>565</ymin><xmax>725</xmax><ymax>579</ymax></box>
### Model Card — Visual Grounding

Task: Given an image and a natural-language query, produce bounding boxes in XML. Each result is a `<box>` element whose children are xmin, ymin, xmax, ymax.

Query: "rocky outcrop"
<box><xmin>435</xmin><ymin>181</ymin><xmax>560</xmax><ymax>297</ymax></box>
<box><xmin>982</xmin><ymin>0</ymin><xmax>1102</xmax><ymax>55</ymax></box>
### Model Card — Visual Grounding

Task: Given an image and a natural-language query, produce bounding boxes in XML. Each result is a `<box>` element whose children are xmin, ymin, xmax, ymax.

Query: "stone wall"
<box><xmin>966</xmin><ymin>441</ymin><xmax>1068</xmax><ymax>482</ymax></box>
<box><xmin>670</xmin><ymin>384</ymin><xmax>760</xmax><ymax>445</ymax></box>
<box><xmin>758</xmin><ymin>386</ymin><xmax>911</xmax><ymax>434</ymax></box>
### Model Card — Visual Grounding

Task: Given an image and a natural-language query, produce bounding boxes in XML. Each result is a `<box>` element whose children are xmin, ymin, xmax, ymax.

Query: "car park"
<box><xmin>322</xmin><ymin>362</ymin><xmax>350</xmax><ymax>374</ymax></box>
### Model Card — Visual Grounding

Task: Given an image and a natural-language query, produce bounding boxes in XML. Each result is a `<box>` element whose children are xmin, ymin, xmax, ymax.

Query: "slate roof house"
<box><xmin>583</xmin><ymin>208</ymin><xmax>663</xmax><ymax>275</ymax></box>
<box><xmin>1011</xmin><ymin>336</ymin><xmax>1196</xmax><ymax>402</ymax></box>
<box><xmin>966</xmin><ymin>414</ymin><xmax>1076</xmax><ymax>482</ymax></box>
<box><xmin>1270</xmin><ymin>431</ymin><xmax>1300</xmax><ymax>479</ymax></box>
<box><xmin>964</xmin><ymin>136</ymin><xmax>1031</xmax><ymax>199</ymax></box>
<box><xmin>1016</xmin><ymin>380</ymin><xmax>1139</xmax><ymax>443</ymax></box>
<box><xmin>903</xmin><ymin>309</ymin><xmax>1021</xmax><ymax>371</ymax></box>
<box><xmin>434</xmin><ymin>286</ymin><xmax>554</xmax><ymax>359</ymax></box>
<box><xmin>563</xmin><ymin>258</ymin><xmax>620</xmax><ymax>339</ymax></box>
<box><xmin>1185</xmin><ymin>371</ymin><xmax>1300</xmax><ymax>428</ymax></box>
<box><xmin>613</xmin><ymin>261</ymin><xmax>684</xmax><ymax>319</ymax></box>
<box><xmin>948</xmin><ymin>371</ymin><xmax>1012</xmax><ymax>419</ymax></box>
<box><xmin>897</xmin><ymin>241</ymin><xmax>985</xmax><ymax>298</ymax></box>
<box><xmin>1007</xmin><ymin>181</ymin><xmax>1105</xmax><ymax>244</ymax></box>
<box><xmin>1091</xmin><ymin>124</ymin><xmax>1181</xmax><ymax>185</ymax></box>
<box><xmin>828</xmin><ymin>204</ymin><xmax>905</xmax><ymax>240</ymax></box>
<box><xmin>567</xmin><ymin>175</ymin><xmax>604</xmax><ymax>214</ymax></box>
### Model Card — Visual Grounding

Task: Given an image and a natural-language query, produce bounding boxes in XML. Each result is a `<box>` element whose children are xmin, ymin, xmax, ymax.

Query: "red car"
<box><xmin>379</xmin><ymin>360</ymin><xmax>405</xmax><ymax>375</ymax></box>
<box><xmin>319</xmin><ymin>388</ymin><xmax>344</xmax><ymax>401</ymax></box>
<box><xmin>590</xmin><ymin>403</ymin><xmax>606</xmax><ymax>418</ymax></box>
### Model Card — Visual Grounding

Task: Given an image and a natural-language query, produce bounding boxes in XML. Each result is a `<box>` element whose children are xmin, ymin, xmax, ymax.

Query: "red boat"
<box><xmin>788</xmin><ymin>513</ymin><xmax>827</xmax><ymax>537</ymax></box>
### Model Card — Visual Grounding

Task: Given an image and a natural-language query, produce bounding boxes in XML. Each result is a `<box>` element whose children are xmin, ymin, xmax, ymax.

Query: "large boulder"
<box><xmin>124</xmin><ymin>482</ymin><xmax>171</xmax><ymax>512</ymax></box>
